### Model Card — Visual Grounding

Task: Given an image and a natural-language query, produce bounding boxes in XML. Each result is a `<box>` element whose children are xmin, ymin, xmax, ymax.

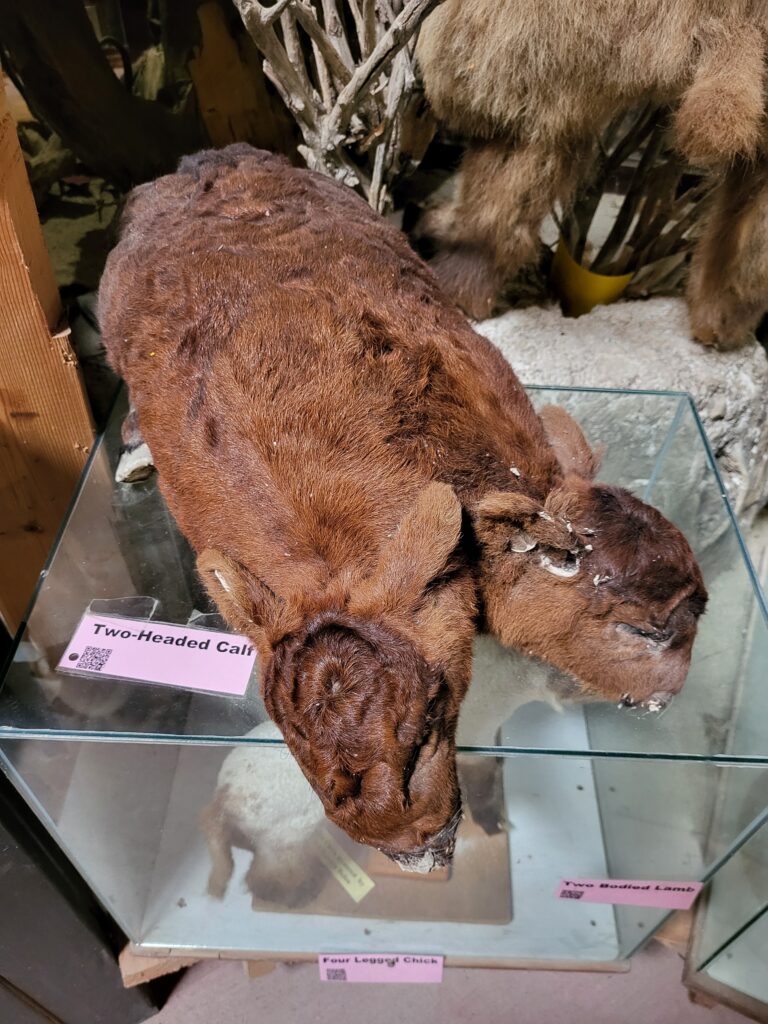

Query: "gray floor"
<box><xmin>145</xmin><ymin>945</ymin><xmax>746</xmax><ymax>1024</ymax></box>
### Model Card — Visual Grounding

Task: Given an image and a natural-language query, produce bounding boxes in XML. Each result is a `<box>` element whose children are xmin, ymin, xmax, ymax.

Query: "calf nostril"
<box><xmin>619</xmin><ymin>690</ymin><xmax>675</xmax><ymax>716</ymax></box>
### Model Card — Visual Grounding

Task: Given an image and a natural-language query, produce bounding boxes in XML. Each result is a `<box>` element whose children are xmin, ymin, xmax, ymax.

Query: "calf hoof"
<box><xmin>115</xmin><ymin>441</ymin><xmax>155</xmax><ymax>483</ymax></box>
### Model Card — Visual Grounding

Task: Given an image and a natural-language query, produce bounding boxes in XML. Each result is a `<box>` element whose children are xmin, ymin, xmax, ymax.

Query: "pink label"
<box><xmin>318</xmin><ymin>954</ymin><xmax>443</xmax><ymax>984</ymax></box>
<box><xmin>57</xmin><ymin>613</ymin><xmax>256</xmax><ymax>696</ymax></box>
<box><xmin>555</xmin><ymin>878</ymin><xmax>704</xmax><ymax>909</ymax></box>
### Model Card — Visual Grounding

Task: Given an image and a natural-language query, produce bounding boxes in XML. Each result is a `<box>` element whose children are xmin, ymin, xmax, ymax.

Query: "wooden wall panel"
<box><xmin>0</xmin><ymin>77</ymin><xmax>94</xmax><ymax>632</ymax></box>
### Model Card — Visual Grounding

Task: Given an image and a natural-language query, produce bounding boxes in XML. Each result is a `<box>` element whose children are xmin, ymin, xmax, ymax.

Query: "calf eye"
<box><xmin>618</xmin><ymin>624</ymin><xmax>672</xmax><ymax>644</ymax></box>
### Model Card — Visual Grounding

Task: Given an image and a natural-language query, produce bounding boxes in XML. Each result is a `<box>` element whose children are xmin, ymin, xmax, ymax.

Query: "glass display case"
<box><xmin>684</xmin><ymin>553</ymin><xmax>768</xmax><ymax>1019</ymax></box>
<box><xmin>685</xmin><ymin>822</ymin><xmax>768</xmax><ymax>1021</ymax></box>
<box><xmin>1</xmin><ymin>387</ymin><xmax>766</xmax><ymax>967</ymax></box>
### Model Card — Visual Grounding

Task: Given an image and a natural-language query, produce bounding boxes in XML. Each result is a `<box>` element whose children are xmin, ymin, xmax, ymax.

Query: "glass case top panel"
<box><xmin>0</xmin><ymin>388</ymin><xmax>766</xmax><ymax>761</ymax></box>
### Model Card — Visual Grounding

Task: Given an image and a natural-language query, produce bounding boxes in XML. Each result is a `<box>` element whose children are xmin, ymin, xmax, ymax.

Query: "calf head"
<box><xmin>198</xmin><ymin>483</ymin><xmax>476</xmax><ymax>870</ymax></box>
<box><xmin>474</xmin><ymin>406</ymin><xmax>708</xmax><ymax>708</ymax></box>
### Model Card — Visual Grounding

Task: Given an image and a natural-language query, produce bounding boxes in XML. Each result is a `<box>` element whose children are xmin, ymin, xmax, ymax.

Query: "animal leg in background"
<box><xmin>687</xmin><ymin>155</ymin><xmax>768</xmax><ymax>349</ymax></box>
<box><xmin>674</xmin><ymin>20</ymin><xmax>765</xmax><ymax>168</ymax></box>
<box><xmin>200</xmin><ymin>791</ymin><xmax>236</xmax><ymax>899</ymax></box>
<box><xmin>427</xmin><ymin>137</ymin><xmax>593</xmax><ymax>320</ymax></box>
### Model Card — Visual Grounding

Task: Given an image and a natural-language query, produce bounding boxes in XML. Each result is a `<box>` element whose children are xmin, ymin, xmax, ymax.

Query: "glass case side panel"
<box><xmin>640</xmin><ymin>396</ymin><xmax>767</xmax><ymax>751</ymax></box>
<box><xmin>721</xmin><ymin>570</ymin><xmax>768</xmax><ymax>763</ymax></box>
<box><xmin>692</xmin><ymin>804</ymin><xmax>768</xmax><ymax>971</ymax></box>
<box><xmin>591</xmin><ymin>760</ymin><xmax>768</xmax><ymax>958</ymax></box>
<box><xmin>580</xmin><ymin>395</ymin><xmax>767</xmax><ymax>762</ymax></box>
<box><xmin>526</xmin><ymin>389</ymin><xmax>683</xmax><ymax>490</ymax></box>
<box><xmin>591</xmin><ymin>756</ymin><xmax>711</xmax><ymax>955</ymax></box>
<box><xmin>134</xmin><ymin>742</ymin><xmax>624</xmax><ymax>963</ymax></box>
<box><xmin>696</xmin><ymin>908</ymin><xmax>768</xmax><ymax>1012</ymax></box>
<box><xmin>0</xmin><ymin>737</ymin><xmax>180</xmax><ymax>942</ymax></box>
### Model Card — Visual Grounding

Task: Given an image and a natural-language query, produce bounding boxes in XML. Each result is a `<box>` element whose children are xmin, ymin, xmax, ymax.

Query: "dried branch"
<box><xmin>559</xmin><ymin>104</ymin><xmax>711</xmax><ymax>288</ymax></box>
<box><xmin>324</xmin><ymin>0</ymin><xmax>440</xmax><ymax>144</ymax></box>
<box><xmin>321</xmin><ymin>0</ymin><xmax>355</xmax><ymax>67</ymax></box>
<box><xmin>346</xmin><ymin>0</ymin><xmax>367</xmax><ymax>52</ymax></box>
<box><xmin>362</xmin><ymin>0</ymin><xmax>378</xmax><ymax>55</ymax></box>
<box><xmin>232</xmin><ymin>0</ymin><xmax>441</xmax><ymax>211</ymax></box>
<box><xmin>280</xmin><ymin>9</ymin><xmax>318</xmax><ymax>107</ymax></box>
<box><xmin>292</xmin><ymin>3</ymin><xmax>352</xmax><ymax>89</ymax></box>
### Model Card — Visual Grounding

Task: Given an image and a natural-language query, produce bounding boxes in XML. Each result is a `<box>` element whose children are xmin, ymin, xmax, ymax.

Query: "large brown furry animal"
<box><xmin>99</xmin><ymin>145</ymin><xmax>706</xmax><ymax>865</ymax></box>
<box><xmin>416</xmin><ymin>0</ymin><xmax>768</xmax><ymax>347</ymax></box>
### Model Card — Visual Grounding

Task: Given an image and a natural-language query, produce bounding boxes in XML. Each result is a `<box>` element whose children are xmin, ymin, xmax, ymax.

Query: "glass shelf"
<box><xmin>1</xmin><ymin>388</ymin><xmax>766</xmax><ymax>764</ymax></box>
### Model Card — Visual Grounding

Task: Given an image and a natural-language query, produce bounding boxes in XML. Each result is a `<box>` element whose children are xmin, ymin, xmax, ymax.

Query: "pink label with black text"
<box><xmin>555</xmin><ymin>878</ymin><xmax>703</xmax><ymax>909</ymax></box>
<box><xmin>57</xmin><ymin>613</ymin><xmax>256</xmax><ymax>696</ymax></box>
<box><xmin>318</xmin><ymin>954</ymin><xmax>443</xmax><ymax>983</ymax></box>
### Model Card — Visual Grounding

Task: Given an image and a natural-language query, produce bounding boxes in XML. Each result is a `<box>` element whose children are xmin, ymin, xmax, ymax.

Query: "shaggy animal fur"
<box><xmin>100</xmin><ymin>145</ymin><xmax>706</xmax><ymax>863</ymax></box>
<box><xmin>416</xmin><ymin>0</ymin><xmax>768</xmax><ymax>347</ymax></box>
<box><xmin>200</xmin><ymin>720</ymin><xmax>328</xmax><ymax>907</ymax></box>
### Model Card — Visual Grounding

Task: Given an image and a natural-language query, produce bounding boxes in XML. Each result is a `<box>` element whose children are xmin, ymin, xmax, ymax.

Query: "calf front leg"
<box><xmin>427</xmin><ymin>136</ymin><xmax>593</xmax><ymax>320</ymax></box>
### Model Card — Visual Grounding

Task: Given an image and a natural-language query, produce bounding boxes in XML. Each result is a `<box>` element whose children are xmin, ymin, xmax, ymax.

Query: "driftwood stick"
<box><xmin>234</xmin><ymin>2</ymin><xmax>317</xmax><ymax>130</ymax></box>
<box><xmin>362</xmin><ymin>0</ymin><xmax>378</xmax><ymax>55</ymax></box>
<box><xmin>237</xmin><ymin>0</ymin><xmax>294</xmax><ymax>29</ymax></box>
<box><xmin>321</xmin><ymin>0</ymin><xmax>355</xmax><ymax>68</ymax></box>
<box><xmin>311</xmin><ymin>39</ymin><xmax>336</xmax><ymax>110</ymax></box>
<box><xmin>234</xmin><ymin>0</ymin><xmax>439</xmax><ymax>211</ymax></box>
<box><xmin>262</xmin><ymin>58</ymin><xmax>317</xmax><ymax>135</ymax></box>
<box><xmin>279</xmin><ymin>9</ymin><xmax>317</xmax><ymax>105</ymax></box>
<box><xmin>370</xmin><ymin>50</ymin><xmax>408</xmax><ymax>210</ymax></box>
<box><xmin>346</xmin><ymin>0</ymin><xmax>367</xmax><ymax>52</ymax></box>
<box><xmin>323</xmin><ymin>0</ymin><xmax>441</xmax><ymax>146</ymax></box>
<box><xmin>293</xmin><ymin>3</ymin><xmax>352</xmax><ymax>88</ymax></box>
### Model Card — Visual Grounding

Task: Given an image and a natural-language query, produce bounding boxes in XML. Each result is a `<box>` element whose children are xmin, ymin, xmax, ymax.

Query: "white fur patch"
<box><xmin>540</xmin><ymin>554</ymin><xmax>579</xmax><ymax>578</ymax></box>
<box><xmin>214</xmin><ymin>569</ymin><xmax>232</xmax><ymax>594</ymax></box>
<box><xmin>115</xmin><ymin>442</ymin><xmax>154</xmax><ymax>483</ymax></box>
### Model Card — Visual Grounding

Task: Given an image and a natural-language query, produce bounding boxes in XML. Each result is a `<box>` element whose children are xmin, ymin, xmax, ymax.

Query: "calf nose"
<box><xmin>384</xmin><ymin>804</ymin><xmax>463</xmax><ymax>874</ymax></box>
<box><xmin>618</xmin><ymin>690</ymin><xmax>676</xmax><ymax>715</ymax></box>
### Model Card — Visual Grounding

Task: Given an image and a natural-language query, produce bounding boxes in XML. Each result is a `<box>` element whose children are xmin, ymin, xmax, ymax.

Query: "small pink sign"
<box><xmin>318</xmin><ymin>954</ymin><xmax>443</xmax><ymax>984</ymax></box>
<box><xmin>555</xmin><ymin>878</ymin><xmax>704</xmax><ymax>909</ymax></box>
<box><xmin>57</xmin><ymin>613</ymin><xmax>256</xmax><ymax>696</ymax></box>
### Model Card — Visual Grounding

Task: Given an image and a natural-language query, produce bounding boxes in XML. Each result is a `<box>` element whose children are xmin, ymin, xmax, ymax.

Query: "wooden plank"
<box><xmin>243</xmin><ymin>960</ymin><xmax>277</xmax><ymax>979</ymax></box>
<box><xmin>653</xmin><ymin>909</ymin><xmax>694</xmax><ymax>956</ymax></box>
<box><xmin>131</xmin><ymin>945</ymin><xmax>631</xmax><ymax>973</ymax></box>
<box><xmin>118</xmin><ymin>946</ymin><xmax>200</xmax><ymax>988</ymax></box>
<box><xmin>188</xmin><ymin>2</ymin><xmax>293</xmax><ymax>151</ymax></box>
<box><xmin>0</xmin><ymin>75</ymin><xmax>94</xmax><ymax>632</ymax></box>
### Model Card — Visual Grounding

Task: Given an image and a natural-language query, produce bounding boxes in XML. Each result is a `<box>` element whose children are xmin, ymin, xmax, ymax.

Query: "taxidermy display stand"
<box><xmin>0</xmin><ymin>76</ymin><xmax>94</xmax><ymax>633</ymax></box>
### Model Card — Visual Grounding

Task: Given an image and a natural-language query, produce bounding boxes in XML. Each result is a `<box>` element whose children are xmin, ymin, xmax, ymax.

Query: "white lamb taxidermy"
<box><xmin>200</xmin><ymin>719</ymin><xmax>327</xmax><ymax>908</ymax></box>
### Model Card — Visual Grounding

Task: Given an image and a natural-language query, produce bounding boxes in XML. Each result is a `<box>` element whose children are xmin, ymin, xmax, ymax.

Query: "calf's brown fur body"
<box><xmin>100</xmin><ymin>146</ymin><xmax>706</xmax><ymax>862</ymax></box>
<box><xmin>417</xmin><ymin>0</ymin><xmax>768</xmax><ymax>346</ymax></box>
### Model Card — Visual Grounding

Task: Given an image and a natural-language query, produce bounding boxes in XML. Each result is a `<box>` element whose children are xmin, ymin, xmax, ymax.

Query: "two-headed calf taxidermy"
<box><xmin>100</xmin><ymin>145</ymin><xmax>707</xmax><ymax>870</ymax></box>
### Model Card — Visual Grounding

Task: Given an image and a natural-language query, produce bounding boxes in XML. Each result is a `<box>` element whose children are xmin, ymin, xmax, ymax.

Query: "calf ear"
<box><xmin>197</xmin><ymin>549</ymin><xmax>289</xmax><ymax>644</ymax></box>
<box><xmin>351</xmin><ymin>482</ymin><xmax>463</xmax><ymax>614</ymax></box>
<box><xmin>474</xmin><ymin>490</ymin><xmax>581</xmax><ymax>573</ymax></box>
<box><xmin>539</xmin><ymin>405</ymin><xmax>602</xmax><ymax>479</ymax></box>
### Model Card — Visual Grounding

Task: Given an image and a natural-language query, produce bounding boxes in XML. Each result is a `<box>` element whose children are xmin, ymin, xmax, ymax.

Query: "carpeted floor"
<box><xmin>143</xmin><ymin>944</ymin><xmax>746</xmax><ymax>1024</ymax></box>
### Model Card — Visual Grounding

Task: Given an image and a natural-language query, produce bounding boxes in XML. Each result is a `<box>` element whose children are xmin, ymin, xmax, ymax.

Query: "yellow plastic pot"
<box><xmin>550</xmin><ymin>239</ymin><xmax>633</xmax><ymax>318</ymax></box>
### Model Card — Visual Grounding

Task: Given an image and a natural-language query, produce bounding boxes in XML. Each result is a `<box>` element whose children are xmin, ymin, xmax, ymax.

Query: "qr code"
<box><xmin>326</xmin><ymin>969</ymin><xmax>347</xmax><ymax>981</ymax></box>
<box><xmin>77</xmin><ymin>646</ymin><xmax>113</xmax><ymax>672</ymax></box>
<box><xmin>560</xmin><ymin>889</ymin><xmax>584</xmax><ymax>900</ymax></box>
